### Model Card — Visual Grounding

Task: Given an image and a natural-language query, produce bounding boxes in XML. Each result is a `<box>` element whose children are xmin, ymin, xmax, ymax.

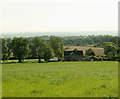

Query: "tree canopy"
<box><xmin>30</xmin><ymin>37</ymin><xmax>47</xmax><ymax>62</ymax></box>
<box><xmin>50</xmin><ymin>36</ymin><xmax>64</xmax><ymax>61</ymax></box>
<box><xmin>10</xmin><ymin>37</ymin><xmax>29</xmax><ymax>63</ymax></box>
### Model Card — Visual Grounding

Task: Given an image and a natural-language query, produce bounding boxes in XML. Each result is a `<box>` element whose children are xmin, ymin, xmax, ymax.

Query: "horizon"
<box><xmin>1</xmin><ymin>31</ymin><xmax>118</xmax><ymax>38</ymax></box>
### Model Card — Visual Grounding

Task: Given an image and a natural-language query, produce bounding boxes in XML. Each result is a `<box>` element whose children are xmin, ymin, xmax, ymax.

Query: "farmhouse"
<box><xmin>64</xmin><ymin>46</ymin><xmax>104</xmax><ymax>61</ymax></box>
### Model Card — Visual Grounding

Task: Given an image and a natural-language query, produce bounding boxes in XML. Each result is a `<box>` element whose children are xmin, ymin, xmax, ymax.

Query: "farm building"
<box><xmin>64</xmin><ymin>46</ymin><xmax>105</xmax><ymax>61</ymax></box>
<box><xmin>64</xmin><ymin>46</ymin><xmax>105</xmax><ymax>56</ymax></box>
<box><xmin>64</xmin><ymin>50</ymin><xmax>84</xmax><ymax>61</ymax></box>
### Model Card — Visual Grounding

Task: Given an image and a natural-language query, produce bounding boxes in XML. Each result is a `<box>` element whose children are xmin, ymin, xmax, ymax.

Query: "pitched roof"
<box><xmin>64</xmin><ymin>46</ymin><xmax>105</xmax><ymax>56</ymax></box>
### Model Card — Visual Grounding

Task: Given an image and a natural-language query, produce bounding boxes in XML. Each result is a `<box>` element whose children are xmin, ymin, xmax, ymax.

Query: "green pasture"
<box><xmin>2</xmin><ymin>61</ymin><xmax>118</xmax><ymax>97</ymax></box>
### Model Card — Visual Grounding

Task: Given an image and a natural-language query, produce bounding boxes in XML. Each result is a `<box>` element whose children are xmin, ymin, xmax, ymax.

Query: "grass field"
<box><xmin>2</xmin><ymin>61</ymin><xmax>118</xmax><ymax>97</ymax></box>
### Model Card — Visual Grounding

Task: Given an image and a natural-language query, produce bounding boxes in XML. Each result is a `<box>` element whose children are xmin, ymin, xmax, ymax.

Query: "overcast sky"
<box><xmin>1</xmin><ymin>0</ymin><xmax>119</xmax><ymax>33</ymax></box>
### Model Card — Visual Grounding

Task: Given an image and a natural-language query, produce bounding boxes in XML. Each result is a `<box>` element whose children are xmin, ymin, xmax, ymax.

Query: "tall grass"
<box><xmin>2</xmin><ymin>61</ymin><xmax>118</xmax><ymax>97</ymax></box>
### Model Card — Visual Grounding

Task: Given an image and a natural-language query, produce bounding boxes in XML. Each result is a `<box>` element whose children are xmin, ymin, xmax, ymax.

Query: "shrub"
<box><xmin>85</xmin><ymin>49</ymin><xmax>96</xmax><ymax>56</ymax></box>
<box><xmin>107</xmin><ymin>52</ymin><xmax>114</xmax><ymax>61</ymax></box>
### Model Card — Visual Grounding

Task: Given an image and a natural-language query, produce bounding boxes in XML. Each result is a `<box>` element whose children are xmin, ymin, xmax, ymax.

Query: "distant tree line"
<box><xmin>63</xmin><ymin>35</ymin><xmax>118</xmax><ymax>46</ymax></box>
<box><xmin>27</xmin><ymin>35</ymin><xmax>119</xmax><ymax>46</ymax></box>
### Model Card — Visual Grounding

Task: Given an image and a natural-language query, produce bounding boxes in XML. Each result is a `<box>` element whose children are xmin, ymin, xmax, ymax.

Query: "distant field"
<box><xmin>2</xmin><ymin>61</ymin><xmax>118</xmax><ymax>97</ymax></box>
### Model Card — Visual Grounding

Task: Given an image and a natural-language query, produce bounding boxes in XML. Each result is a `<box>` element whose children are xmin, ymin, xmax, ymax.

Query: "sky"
<box><xmin>1</xmin><ymin>0</ymin><xmax>119</xmax><ymax>34</ymax></box>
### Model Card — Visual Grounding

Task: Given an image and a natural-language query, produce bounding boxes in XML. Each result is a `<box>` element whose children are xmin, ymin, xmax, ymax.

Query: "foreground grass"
<box><xmin>2</xmin><ymin>61</ymin><xmax>118</xmax><ymax>97</ymax></box>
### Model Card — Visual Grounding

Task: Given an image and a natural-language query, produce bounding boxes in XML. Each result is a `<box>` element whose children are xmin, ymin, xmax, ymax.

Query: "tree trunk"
<box><xmin>38</xmin><ymin>56</ymin><xmax>41</xmax><ymax>63</ymax></box>
<box><xmin>18</xmin><ymin>59</ymin><xmax>21</xmax><ymax>63</ymax></box>
<box><xmin>58</xmin><ymin>58</ymin><xmax>61</xmax><ymax>61</ymax></box>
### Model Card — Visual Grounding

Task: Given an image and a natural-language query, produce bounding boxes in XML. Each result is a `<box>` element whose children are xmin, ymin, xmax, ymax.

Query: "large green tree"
<box><xmin>104</xmin><ymin>42</ymin><xmax>117</xmax><ymax>56</ymax></box>
<box><xmin>31</xmin><ymin>37</ymin><xmax>47</xmax><ymax>62</ymax></box>
<box><xmin>10</xmin><ymin>37</ymin><xmax>29</xmax><ymax>63</ymax></box>
<box><xmin>49</xmin><ymin>36</ymin><xmax>64</xmax><ymax>61</ymax></box>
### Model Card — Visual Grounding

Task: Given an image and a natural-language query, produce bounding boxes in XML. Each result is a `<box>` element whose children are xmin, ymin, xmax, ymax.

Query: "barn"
<box><xmin>64</xmin><ymin>46</ymin><xmax>105</xmax><ymax>61</ymax></box>
<box><xmin>64</xmin><ymin>50</ymin><xmax>84</xmax><ymax>61</ymax></box>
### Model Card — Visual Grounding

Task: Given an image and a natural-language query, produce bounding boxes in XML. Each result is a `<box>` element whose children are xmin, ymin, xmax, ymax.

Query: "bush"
<box><xmin>107</xmin><ymin>52</ymin><xmax>114</xmax><ymax>61</ymax></box>
<box><xmin>99</xmin><ymin>57</ymin><xmax>103</xmax><ymax>61</ymax></box>
<box><xmin>85</xmin><ymin>49</ymin><xmax>96</xmax><ymax>56</ymax></box>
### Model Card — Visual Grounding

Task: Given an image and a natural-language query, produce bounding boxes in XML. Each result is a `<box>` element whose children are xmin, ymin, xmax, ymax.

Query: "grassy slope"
<box><xmin>2</xmin><ymin>61</ymin><xmax>118</xmax><ymax>97</ymax></box>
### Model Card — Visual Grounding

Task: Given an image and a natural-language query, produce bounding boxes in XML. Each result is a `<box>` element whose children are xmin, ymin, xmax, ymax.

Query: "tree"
<box><xmin>49</xmin><ymin>36</ymin><xmax>64</xmax><ymax>61</ymax></box>
<box><xmin>107</xmin><ymin>52</ymin><xmax>114</xmax><ymax>61</ymax></box>
<box><xmin>29</xmin><ymin>43</ymin><xmax>37</xmax><ymax>58</ymax></box>
<box><xmin>44</xmin><ymin>45</ymin><xmax>55</xmax><ymax>62</ymax></box>
<box><xmin>57</xmin><ymin>48</ymin><xmax>64</xmax><ymax>61</ymax></box>
<box><xmin>104</xmin><ymin>42</ymin><xmax>117</xmax><ymax>57</ymax></box>
<box><xmin>31</xmin><ymin>37</ymin><xmax>47</xmax><ymax>63</ymax></box>
<box><xmin>85</xmin><ymin>49</ymin><xmax>96</xmax><ymax>56</ymax></box>
<box><xmin>2</xmin><ymin>39</ymin><xmax>9</xmax><ymax>61</ymax></box>
<box><xmin>10</xmin><ymin>37</ymin><xmax>29</xmax><ymax>63</ymax></box>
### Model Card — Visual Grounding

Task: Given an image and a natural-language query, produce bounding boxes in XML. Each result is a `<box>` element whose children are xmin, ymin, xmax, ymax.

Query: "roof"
<box><xmin>64</xmin><ymin>46</ymin><xmax>105</xmax><ymax>56</ymax></box>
